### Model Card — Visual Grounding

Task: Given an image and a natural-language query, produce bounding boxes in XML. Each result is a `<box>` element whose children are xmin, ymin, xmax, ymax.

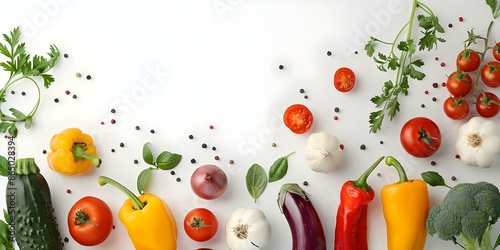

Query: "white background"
<box><xmin>0</xmin><ymin>0</ymin><xmax>499</xmax><ymax>249</ymax></box>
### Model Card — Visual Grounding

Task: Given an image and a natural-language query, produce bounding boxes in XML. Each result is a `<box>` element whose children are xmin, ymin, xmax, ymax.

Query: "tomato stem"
<box><xmin>186</xmin><ymin>217</ymin><xmax>211</xmax><ymax>229</ymax></box>
<box><xmin>72</xmin><ymin>207</ymin><xmax>98</xmax><ymax>226</ymax></box>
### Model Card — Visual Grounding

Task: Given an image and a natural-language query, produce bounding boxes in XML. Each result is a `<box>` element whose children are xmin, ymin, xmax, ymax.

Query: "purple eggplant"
<box><xmin>277</xmin><ymin>183</ymin><xmax>327</xmax><ymax>250</ymax></box>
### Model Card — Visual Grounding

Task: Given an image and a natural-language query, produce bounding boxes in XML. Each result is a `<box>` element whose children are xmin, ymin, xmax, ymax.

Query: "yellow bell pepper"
<box><xmin>47</xmin><ymin>128</ymin><xmax>101</xmax><ymax>175</ymax></box>
<box><xmin>98</xmin><ymin>176</ymin><xmax>177</xmax><ymax>250</ymax></box>
<box><xmin>381</xmin><ymin>156</ymin><xmax>429</xmax><ymax>250</ymax></box>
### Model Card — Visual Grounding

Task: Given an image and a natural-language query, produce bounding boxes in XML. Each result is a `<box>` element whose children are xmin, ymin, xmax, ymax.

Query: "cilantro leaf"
<box><xmin>365</xmin><ymin>37</ymin><xmax>376</xmax><ymax>57</ymax></box>
<box><xmin>369</xmin><ymin>110</ymin><xmax>384</xmax><ymax>134</ymax></box>
<box><xmin>408</xmin><ymin>65</ymin><xmax>425</xmax><ymax>80</ymax></box>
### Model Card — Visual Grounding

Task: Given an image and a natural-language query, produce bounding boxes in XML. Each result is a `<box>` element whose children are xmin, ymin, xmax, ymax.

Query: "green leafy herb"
<box><xmin>246</xmin><ymin>164</ymin><xmax>267</xmax><ymax>203</ymax></box>
<box><xmin>0</xmin><ymin>210</ymin><xmax>14</xmax><ymax>250</ymax></box>
<box><xmin>268</xmin><ymin>151</ymin><xmax>295</xmax><ymax>183</ymax></box>
<box><xmin>421</xmin><ymin>171</ymin><xmax>451</xmax><ymax>188</ymax></box>
<box><xmin>137</xmin><ymin>142</ymin><xmax>182</xmax><ymax>193</ymax></box>
<box><xmin>365</xmin><ymin>0</ymin><xmax>445</xmax><ymax>133</ymax></box>
<box><xmin>0</xmin><ymin>156</ymin><xmax>9</xmax><ymax>177</ymax></box>
<box><xmin>137</xmin><ymin>168</ymin><xmax>152</xmax><ymax>194</ymax></box>
<box><xmin>0</xmin><ymin>27</ymin><xmax>60</xmax><ymax>137</ymax></box>
<box><xmin>486</xmin><ymin>0</ymin><xmax>500</xmax><ymax>18</ymax></box>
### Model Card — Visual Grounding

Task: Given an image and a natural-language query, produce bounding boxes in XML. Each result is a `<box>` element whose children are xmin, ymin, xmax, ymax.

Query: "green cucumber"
<box><xmin>6</xmin><ymin>158</ymin><xmax>63</xmax><ymax>250</ymax></box>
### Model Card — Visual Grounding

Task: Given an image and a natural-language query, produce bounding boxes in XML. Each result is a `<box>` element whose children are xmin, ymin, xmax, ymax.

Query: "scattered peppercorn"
<box><xmin>170</xmin><ymin>171</ymin><xmax>175</xmax><ymax>175</ymax></box>
<box><xmin>42</xmin><ymin>149</ymin><xmax>47</xmax><ymax>154</ymax></box>
<box><xmin>135</xmin><ymin>126</ymin><xmax>140</xmax><ymax>130</ymax></box>
<box><xmin>54</xmin><ymin>98</ymin><xmax>59</xmax><ymax>103</ymax></box>
<box><xmin>65</xmin><ymin>90</ymin><xmax>70</xmax><ymax>95</ymax></box>
<box><xmin>303</xmin><ymin>181</ymin><xmax>309</xmax><ymax>186</ymax></box>
<box><xmin>458</xmin><ymin>16</ymin><xmax>464</xmax><ymax>22</ymax></box>
<box><xmin>377</xmin><ymin>173</ymin><xmax>381</xmax><ymax>177</ymax></box>
<box><xmin>431</xmin><ymin>161</ymin><xmax>436</xmax><ymax>166</ymax></box>
<box><xmin>432</xmin><ymin>97</ymin><xmax>437</xmax><ymax>102</ymax></box>
<box><xmin>110</xmin><ymin>119</ymin><xmax>116</xmax><ymax>124</ymax></box>
<box><xmin>190</xmin><ymin>158</ymin><xmax>196</xmax><ymax>164</ymax></box>
<box><xmin>214</xmin><ymin>155</ymin><xmax>220</xmax><ymax>160</ymax></box>
<box><xmin>176</xmin><ymin>177</ymin><xmax>181</xmax><ymax>182</ymax></box>
<box><xmin>76</xmin><ymin>72</ymin><xmax>81</xmax><ymax>78</ymax></box>
<box><xmin>133</xmin><ymin>159</ymin><xmax>138</xmax><ymax>164</ymax></box>
<box><xmin>100</xmin><ymin>121</ymin><xmax>105</xmax><ymax>125</ymax></box>
<box><xmin>455</xmin><ymin>154</ymin><xmax>461</xmax><ymax>159</ymax></box>
<box><xmin>440</xmin><ymin>62</ymin><xmax>445</xmax><ymax>67</ymax></box>
<box><xmin>448</xmin><ymin>23</ymin><xmax>453</xmax><ymax>28</ymax></box>
<box><xmin>21</xmin><ymin>91</ymin><xmax>26</xmax><ymax>96</ymax></box>
<box><xmin>188</xmin><ymin>134</ymin><xmax>194</xmax><ymax>139</ymax></box>
<box><xmin>379</xmin><ymin>140</ymin><xmax>384</xmax><ymax>144</ymax></box>
<box><xmin>424</xmin><ymin>90</ymin><xmax>429</xmax><ymax>94</ymax></box>
<box><xmin>209</xmin><ymin>125</ymin><xmax>214</xmax><ymax>129</ymax></box>
<box><xmin>111</xmin><ymin>108</ymin><xmax>116</xmax><ymax>113</ymax></box>
<box><xmin>271</xmin><ymin>142</ymin><xmax>276</xmax><ymax>147</ymax></box>
<box><xmin>10</xmin><ymin>90</ymin><xmax>14</xmax><ymax>94</ymax></box>
<box><xmin>119</xmin><ymin>142</ymin><xmax>124</xmax><ymax>147</ymax></box>
<box><xmin>334</xmin><ymin>107</ymin><xmax>340</xmax><ymax>113</ymax></box>
<box><xmin>360</xmin><ymin>144</ymin><xmax>366</xmax><ymax>150</ymax></box>
<box><xmin>333</xmin><ymin>116</ymin><xmax>339</xmax><ymax>120</ymax></box>
<box><xmin>72</xmin><ymin>94</ymin><xmax>77</xmax><ymax>99</ymax></box>
<box><xmin>299</xmin><ymin>88</ymin><xmax>305</xmax><ymax>93</ymax></box>
<box><xmin>434</xmin><ymin>57</ymin><xmax>439</xmax><ymax>61</ymax></box>
<box><xmin>279</xmin><ymin>65</ymin><xmax>284</xmax><ymax>70</ymax></box>
<box><xmin>111</xmin><ymin>149</ymin><xmax>115</xmax><ymax>153</ymax></box>
<box><xmin>327</xmin><ymin>51</ymin><xmax>332</xmax><ymax>56</ymax></box>
<box><xmin>86</xmin><ymin>75</ymin><xmax>92</xmax><ymax>80</ymax></box>
<box><xmin>354</xmin><ymin>51</ymin><xmax>358</xmax><ymax>54</ymax></box>
<box><xmin>304</xmin><ymin>95</ymin><xmax>308</xmax><ymax>99</ymax></box>
<box><xmin>421</xmin><ymin>104</ymin><xmax>425</xmax><ymax>108</ymax></box>
<box><xmin>64</xmin><ymin>237</ymin><xmax>69</xmax><ymax>243</ymax></box>
<box><xmin>112</xmin><ymin>225</ymin><xmax>115</xmax><ymax>229</ymax></box>
<box><xmin>150</xmin><ymin>129</ymin><xmax>155</xmax><ymax>134</ymax></box>
<box><xmin>441</xmin><ymin>82</ymin><xmax>446</xmax><ymax>87</ymax></box>
<box><xmin>340</xmin><ymin>144</ymin><xmax>344</xmax><ymax>150</ymax></box>
<box><xmin>451</xmin><ymin>176</ymin><xmax>457</xmax><ymax>181</ymax></box>
<box><xmin>66</xmin><ymin>189</ymin><xmax>71</xmax><ymax>194</ymax></box>
<box><xmin>201</xmin><ymin>143</ymin><xmax>207</xmax><ymax>148</ymax></box>
<box><xmin>432</xmin><ymin>82</ymin><xmax>438</xmax><ymax>88</ymax></box>
<box><xmin>229</xmin><ymin>159</ymin><xmax>234</xmax><ymax>164</ymax></box>
<box><xmin>63</xmin><ymin>53</ymin><xmax>68</xmax><ymax>58</ymax></box>
<box><xmin>212</xmin><ymin>146</ymin><xmax>216</xmax><ymax>151</ymax></box>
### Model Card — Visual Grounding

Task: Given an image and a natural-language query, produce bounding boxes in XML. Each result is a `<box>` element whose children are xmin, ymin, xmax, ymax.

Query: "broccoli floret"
<box><xmin>426</xmin><ymin>181</ymin><xmax>500</xmax><ymax>250</ymax></box>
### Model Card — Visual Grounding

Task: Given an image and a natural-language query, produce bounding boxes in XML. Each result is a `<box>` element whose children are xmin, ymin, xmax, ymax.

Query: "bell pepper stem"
<box><xmin>73</xmin><ymin>143</ymin><xmax>101</xmax><ymax>167</ymax></box>
<box><xmin>98</xmin><ymin>176</ymin><xmax>145</xmax><ymax>210</ymax></box>
<box><xmin>353</xmin><ymin>156</ymin><xmax>385</xmax><ymax>191</ymax></box>
<box><xmin>385</xmin><ymin>156</ymin><xmax>408</xmax><ymax>183</ymax></box>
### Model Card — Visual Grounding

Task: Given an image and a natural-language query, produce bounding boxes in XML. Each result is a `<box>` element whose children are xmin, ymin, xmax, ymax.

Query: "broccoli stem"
<box><xmin>458</xmin><ymin>225</ymin><xmax>493</xmax><ymax>250</ymax></box>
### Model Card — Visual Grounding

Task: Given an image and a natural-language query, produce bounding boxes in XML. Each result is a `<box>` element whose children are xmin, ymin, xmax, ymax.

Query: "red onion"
<box><xmin>190</xmin><ymin>164</ymin><xmax>228</xmax><ymax>200</ymax></box>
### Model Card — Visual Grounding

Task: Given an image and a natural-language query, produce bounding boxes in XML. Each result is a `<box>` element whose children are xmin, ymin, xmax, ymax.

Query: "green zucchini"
<box><xmin>6</xmin><ymin>158</ymin><xmax>63</xmax><ymax>250</ymax></box>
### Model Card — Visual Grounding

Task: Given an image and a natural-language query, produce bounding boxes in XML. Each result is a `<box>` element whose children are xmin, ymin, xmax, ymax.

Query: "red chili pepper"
<box><xmin>334</xmin><ymin>156</ymin><xmax>385</xmax><ymax>250</ymax></box>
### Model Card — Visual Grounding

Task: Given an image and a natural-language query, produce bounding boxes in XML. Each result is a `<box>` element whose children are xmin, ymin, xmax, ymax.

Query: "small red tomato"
<box><xmin>184</xmin><ymin>208</ymin><xmax>218</xmax><ymax>242</ymax></box>
<box><xmin>400</xmin><ymin>117</ymin><xmax>441</xmax><ymax>158</ymax></box>
<box><xmin>443</xmin><ymin>96</ymin><xmax>469</xmax><ymax>120</ymax></box>
<box><xmin>446</xmin><ymin>71</ymin><xmax>472</xmax><ymax>97</ymax></box>
<box><xmin>476</xmin><ymin>92</ymin><xmax>500</xmax><ymax>118</ymax></box>
<box><xmin>68</xmin><ymin>196</ymin><xmax>114</xmax><ymax>246</ymax></box>
<box><xmin>283</xmin><ymin>104</ymin><xmax>313</xmax><ymax>134</ymax></box>
<box><xmin>456</xmin><ymin>49</ymin><xmax>481</xmax><ymax>72</ymax></box>
<box><xmin>480</xmin><ymin>61</ymin><xmax>500</xmax><ymax>88</ymax></box>
<box><xmin>333</xmin><ymin>67</ymin><xmax>355</xmax><ymax>92</ymax></box>
<box><xmin>493</xmin><ymin>42</ymin><xmax>500</xmax><ymax>62</ymax></box>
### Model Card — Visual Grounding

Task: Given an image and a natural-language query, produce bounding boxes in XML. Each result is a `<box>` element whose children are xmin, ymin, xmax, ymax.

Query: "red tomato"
<box><xmin>283</xmin><ymin>104</ymin><xmax>313</xmax><ymax>134</ymax></box>
<box><xmin>476</xmin><ymin>92</ymin><xmax>500</xmax><ymax>118</ymax></box>
<box><xmin>184</xmin><ymin>208</ymin><xmax>218</xmax><ymax>242</ymax></box>
<box><xmin>456</xmin><ymin>49</ymin><xmax>481</xmax><ymax>72</ymax></box>
<box><xmin>334</xmin><ymin>67</ymin><xmax>355</xmax><ymax>92</ymax></box>
<box><xmin>443</xmin><ymin>96</ymin><xmax>469</xmax><ymax>120</ymax></box>
<box><xmin>68</xmin><ymin>196</ymin><xmax>114</xmax><ymax>246</ymax></box>
<box><xmin>481</xmin><ymin>61</ymin><xmax>500</xmax><ymax>88</ymax></box>
<box><xmin>493</xmin><ymin>42</ymin><xmax>500</xmax><ymax>62</ymax></box>
<box><xmin>446</xmin><ymin>71</ymin><xmax>472</xmax><ymax>97</ymax></box>
<box><xmin>400</xmin><ymin>117</ymin><xmax>441</xmax><ymax>158</ymax></box>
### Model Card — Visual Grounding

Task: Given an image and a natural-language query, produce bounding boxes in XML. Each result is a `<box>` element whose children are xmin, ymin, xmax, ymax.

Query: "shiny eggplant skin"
<box><xmin>278</xmin><ymin>183</ymin><xmax>327</xmax><ymax>250</ymax></box>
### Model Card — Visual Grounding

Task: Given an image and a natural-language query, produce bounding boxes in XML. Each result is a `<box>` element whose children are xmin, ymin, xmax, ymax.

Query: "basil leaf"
<box><xmin>421</xmin><ymin>171</ymin><xmax>451</xmax><ymax>188</ymax></box>
<box><xmin>137</xmin><ymin>168</ymin><xmax>152</xmax><ymax>194</ymax></box>
<box><xmin>0</xmin><ymin>156</ymin><xmax>9</xmax><ymax>177</ymax></box>
<box><xmin>142</xmin><ymin>142</ymin><xmax>154</xmax><ymax>165</ymax></box>
<box><xmin>156</xmin><ymin>151</ymin><xmax>182</xmax><ymax>170</ymax></box>
<box><xmin>268</xmin><ymin>151</ymin><xmax>295</xmax><ymax>183</ymax></box>
<box><xmin>246</xmin><ymin>164</ymin><xmax>267</xmax><ymax>203</ymax></box>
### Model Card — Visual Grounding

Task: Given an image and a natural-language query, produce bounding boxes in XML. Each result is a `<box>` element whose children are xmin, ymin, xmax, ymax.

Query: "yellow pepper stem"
<box><xmin>98</xmin><ymin>176</ymin><xmax>145</xmax><ymax>210</ymax></box>
<box><xmin>73</xmin><ymin>143</ymin><xmax>101</xmax><ymax>167</ymax></box>
<box><xmin>385</xmin><ymin>156</ymin><xmax>408</xmax><ymax>183</ymax></box>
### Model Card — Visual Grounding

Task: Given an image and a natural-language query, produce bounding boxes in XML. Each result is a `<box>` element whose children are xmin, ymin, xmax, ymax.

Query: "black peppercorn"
<box><xmin>190</xmin><ymin>158</ymin><xmax>196</xmax><ymax>164</ymax></box>
<box><xmin>303</xmin><ymin>181</ymin><xmax>309</xmax><ymax>186</ymax></box>
<box><xmin>133</xmin><ymin>159</ymin><xmax>138</xmax><ymax>164</ymax></box>
<box><xmin>278</xmin><ymin>65</ymin><xmax>284</xmax><ymax>70</ymax></box>
<box><xmin>201</xmin><ymin>143</ymin><xmax>207</xmax><ymax>148</ymax></box>
<box><xmin>327</xmin><ymin>51</ymin><xmax>332</xmax><ymax>56</ymax></box>
<box><xmin>188</xmin><ymin>134</ymin><xmax>194</xmax><ymax>139</ymax></box>
<box><xmin>86</xmin><ymin>75</ymin><xmax>92</xmax><ymax>80</ymax></box>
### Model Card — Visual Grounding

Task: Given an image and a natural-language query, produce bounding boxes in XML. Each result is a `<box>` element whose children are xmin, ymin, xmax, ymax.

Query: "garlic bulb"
<box><xmin>455</xmin><ymin>116</ymin><xmax>500</xmax><ymax>168</ymax></box>
<box><xmin>303</xmin><ymin>132</ymin><xmax>343</xmax><ymax>173</ymax></box>
<box><xmin>225</xmin><ymin>207</ymin><xmax>271</xmax><ymax>250</ymax></box>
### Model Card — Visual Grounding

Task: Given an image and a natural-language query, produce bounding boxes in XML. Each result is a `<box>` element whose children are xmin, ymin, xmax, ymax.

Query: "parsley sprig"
<box><xmin>0</xmin><ymin>27</ymin><xmax>60</xmax><ymax>137</ymax></box>
<box><xmin>364</xmin><ymin>0</ymin><xmax>445</xmax><ymax>133</ymax></box>
<box><xmin>486</xmin><ymin>0</ymin><xmax>500</xmax><ymax>18</ymax></box>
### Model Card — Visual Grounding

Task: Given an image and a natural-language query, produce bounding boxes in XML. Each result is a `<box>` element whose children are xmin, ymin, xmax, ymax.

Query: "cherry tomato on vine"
<box><xmin>333</xmin><ymin>67</ymin><xmax>355</xmax><ymax>92</ymax></box>
<box><xmin>493</xmin><ymin>42</ymin><xmax>500</xmax><ymax>62</ymax></box>
<box><xmin>283</xmin><ymin>104</ymin><xmax>313</xmax><ymax>134</ymax></box>
<box><xmin>443</xmin><ymin>96</ymin><xmax>469</xmax><ymax>120</ymax></box>
<box><xmin>446</xmin><ymin>71</ymin><xmax>472</xmax><ymax>97</ymax></box>
<box><xmin>68</xmin><ymin>196</ymin><xmax>114</xmax><ymax>246</ymax></box>
<box><xmin>184</xmin><ymin>208</ymin><xmax>218</xmax><ymax>242</ymax></box>
<box><xmin>476</xmin><ymin>92</ymin><xmax>500</xmax><ymax>118</ymax></box>
<box><xmin>400</xmin><ymin>117</ymin><xmax>441</xmax><ymax>158</ymax></box>
<box><xmin>456</xmin><ymin>49</ymin><xmax>481</xmax><ymax>72</ymax></box>
<box><xmin>480</xmin><ymin>61</ymin><xmax>500</xmax><ymax>88</ymax></box>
